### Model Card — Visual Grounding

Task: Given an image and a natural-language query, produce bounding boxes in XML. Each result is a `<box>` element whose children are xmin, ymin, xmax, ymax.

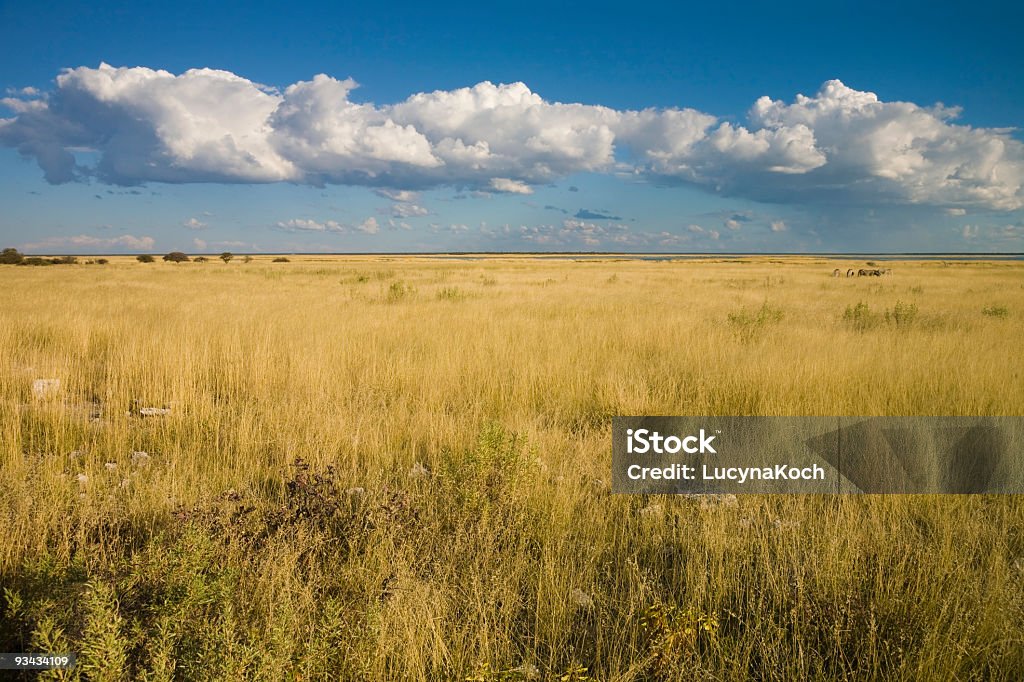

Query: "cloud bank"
<box><xmin>1</xmin><ymin>64</ymin><xmax>1022</xmax><ymax>209</ymax></box>
<box><xmin>275</xmin><ymin>216</ymin><xmax>379</xmax><ymax>234</ymax></box>
<box><xmin>21</xmin><ymin>233</ymin><xmax>155</xmax><ymax>251</ymax></box>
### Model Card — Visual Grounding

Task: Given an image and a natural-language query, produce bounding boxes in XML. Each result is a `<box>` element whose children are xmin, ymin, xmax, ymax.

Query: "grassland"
<box><xmin>1</xmin><ymin>255</ymin><xmax>1023</xmax><ymax>680</ymax></box>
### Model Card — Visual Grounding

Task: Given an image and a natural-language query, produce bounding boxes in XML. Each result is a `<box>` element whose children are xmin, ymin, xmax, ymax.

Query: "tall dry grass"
<box><xmin>1</xmin><ymin>255</ymin><xmax>1023</xmax><ymax>680</ymax></box>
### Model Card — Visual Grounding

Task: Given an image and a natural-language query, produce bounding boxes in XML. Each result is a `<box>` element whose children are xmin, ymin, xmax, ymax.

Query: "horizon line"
<box><xmin>9</xmin><ymin>251</ymin><xmax>1024</xmax><ymax>258</ymax></box>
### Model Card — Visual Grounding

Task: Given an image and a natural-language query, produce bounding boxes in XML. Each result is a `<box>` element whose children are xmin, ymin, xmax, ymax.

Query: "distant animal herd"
<box><xmin>833</xmin><ymin>267</ymin><xmax>892</xmax><ymax>277</ymax></box>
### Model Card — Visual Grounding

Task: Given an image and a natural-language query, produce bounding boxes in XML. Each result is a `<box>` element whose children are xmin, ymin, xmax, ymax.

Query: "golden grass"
<box><xmin>1</xmin><ymin>255</ymin><xmax>1024</xmax><ymax>680</ymax></box>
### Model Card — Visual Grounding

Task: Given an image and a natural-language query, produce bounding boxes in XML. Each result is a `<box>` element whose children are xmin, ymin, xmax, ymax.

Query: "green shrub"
<box><xmin>272</xmin><ymin>257</ymin><xmax>290</xmax><ymax>263</ymax></box>
<box><xmin>436</xmin><ymin>286</ymin><xmax>465</xmax><ymax>301</ymax></box>
<box><xmin>386</xmin><ymin>281</ymin><xmax>410</xmax><ymax>303</ymax></box>
<box><xmin>842</xmin><ymin>302</ymin><xmax>880</xmax><ymax>331</ymax></box>
<box><xmin>728</xmin><ymin>301</ymin><xmax>784</xmax><ymax>342</ymax></box>
<box><xmin>163</xmin><ymin>252</ymin><xmax>190</xmax><ymax>263</ymax></box>
<box><xmin>982</xmin><ymin>305</ymin><xmax>1009</xmax><ymax>318</ymax></box>
<box><xmin>136</xmin><ymin>254</ymin><xmax>155</xmax><ymax>263</ymax></box>
<box><xmin>0</xmin><ymin>248</ymin><xmax>24</xmax><ymax>264</ymax></box>
<box><xmin>885</xmin><ymin>300</ymin><xmax>918</xmax><ymax>327</ymax></box>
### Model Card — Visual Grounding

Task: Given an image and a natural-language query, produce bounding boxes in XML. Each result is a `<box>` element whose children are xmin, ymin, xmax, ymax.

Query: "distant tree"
<box><xmin>0</xmin><ymin>248</ymin><xmax>24</xmax><ymax>264</ymax></box>
<box><xmin>242</xmin><ymin>255</ymin><xmax>253</xmax><ymax>263</ymax></box>
<box><xmin>22</xmin><ymin>257</ymin><xmax>50</xmax><ymax>266</ymax></box>
<box><xmin>52</xmin><ymin>255</ymin><xmax>77</xmax><ymax>265</ymax></box>
<box><xmin>219</xmin><ymin>252</ymin><xmax>234</xmax><ymax>263</ymax></box>
<box><xmin>136</xmin><ymin>254</ymin><xmax>155</xmax><ymax>263</ymax></box>
<box><xmin>96</xmin><ymin>258</ymin><xmax>109</xmax><ymax>265</ymax></box>
<box><xmin>272</xmin><ymin>257</ymin><xmax>290</xmax><ymax>262</ymax></box>
<box><xmin>163</xmin><ymin>252</ymin><xmax>190</xmax><ymax>263</ymax></box>
<box><xmin>194</xmin><ymin>256</ymin><xmax>209</xmax><ymax>262</ymax></box>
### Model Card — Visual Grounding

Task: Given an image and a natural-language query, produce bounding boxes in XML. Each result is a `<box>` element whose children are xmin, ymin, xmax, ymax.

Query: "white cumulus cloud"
<box><xmin>489</xmin><ymin>177</ymin><xmax>533</xmax><ymax>194</ymax></box>
<box><xmin>275</xmin><ymin>216</ymin><xmax>379</xmax><ymax>235</ymax></box>
<box><xmin>20</xmin><ymin>234</ymin><xmax>155</xmax><ymax>252</ymax></box>
<box><xmin>2</xmin><ymin>66</ymin><xmax>1022</xmax><ymax>211</ymax></box>
<box><xmin>357</xmin><ymin>217</ymin><xmax>379</xmax><ymax>234</ymax></box>
<box><xmin>390</xmin><ymin>202</ymin><xmax>430</xmax><ymax>218</ymax></box>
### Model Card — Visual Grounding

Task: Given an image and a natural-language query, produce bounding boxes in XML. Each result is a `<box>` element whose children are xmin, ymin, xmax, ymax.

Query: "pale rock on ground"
<box><xmin>32</xmin><ymin>378</ymin><xmax>61</xmax><ymax>400</ymax></box>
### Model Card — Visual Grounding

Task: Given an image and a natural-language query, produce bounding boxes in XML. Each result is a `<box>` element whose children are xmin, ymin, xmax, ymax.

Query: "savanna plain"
<box><xmin>2</xmin><ymin>255</ymin><xmax>1023</xmax><ymax>681</ymax></box>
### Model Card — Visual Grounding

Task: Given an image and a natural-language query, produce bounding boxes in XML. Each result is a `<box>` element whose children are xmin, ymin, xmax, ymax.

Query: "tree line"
<box><xmin>1</xmin><ymin>248</ymin><xmax>246</xmax><ymax>265</ymax></box>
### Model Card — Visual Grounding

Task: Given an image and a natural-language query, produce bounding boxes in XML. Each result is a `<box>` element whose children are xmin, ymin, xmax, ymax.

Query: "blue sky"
<box><xmin>1</xmin><ymin>0</ymin><xmax>1022</xmax><ymax>253</ymax></box>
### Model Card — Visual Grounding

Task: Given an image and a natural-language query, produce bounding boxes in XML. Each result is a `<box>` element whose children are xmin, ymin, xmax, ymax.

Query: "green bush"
<box><xmin>386</xmin><ymin>281</ymin><xmax>411</xmax><ymax>303</ymax></box>
<box><xmin>136</xmin><ymin>254</ymin><xmax>155</xmax><ymax>263</ymax></box>
<box><xmin>163</xmin><ymin>252</ymin><xmax>190</xmax><ymax>263</ymax></box>
<box><xmin>436</xmin><ymin>286</ymin><xmax>465</xmax><ymax>301</ymax></box>
<box><xmin>842</xmin><ymin>302</ymin><xmax>880</xmax><ymax>331</ymax></box>
<box><xmin>727</xmin><ymin>301</ymin><xmax>784</xmax><ymax>342</ymax></box>
<box><xmin>982</xmin><ymin>305</ymin><xmax>1009</xmax><ymax>318</ymax></box>
<box><xmin>272</xmin><ymin>257</ymin><xmax>290</xmax><ymax>263</ymax></box>
<box><xmin>885</xmin><ymin>300</ymin><xmax>918</xmax><ymax>327</ymax></box>
<box><xmin>0</xmin><ymin>248</ymin><xmax>24</xmax><ymax>264</ymax></box>
<box><xmin>844</xmin><ymin>300</ymin><xmax>920</xmax><ymax>330</ymax></box>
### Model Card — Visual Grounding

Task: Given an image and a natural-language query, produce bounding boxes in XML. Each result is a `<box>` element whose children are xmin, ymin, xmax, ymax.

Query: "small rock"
<box><xmin>409</xmin><ymin>462</ymin><xmax>430</xmax><ymax>479</ymax></box>
<box><xmin>570</xmin><ymin>588</ymin><xmax>594</xmax><ymax>609</ymax></box>
<box><xmin>345</xmin><ymin>487</ymin><xmax>366</xmax><ymax>496</ymax></box>
<box><xmin>639</xmin><ymin>502</ymin><xmax>664</xmax><ymax>517</ymax></box>
<box><xmin>32</xmin><ymin>379</ymin><xmax>61</xmax><ymax>400</ymax></box>
<box><xmin>138</xmin><ymin>406</ymin><xmax>171</xmax><ymax>417</ymax></box>
<box><xmin>104</xmin><ymin>462</ymin><xmax>118</xmax><ymax>471</ymax></box>
<box><xmin>131</xmin><ymin>451</ymin><xmax>150</xmax><ymax>467</ymax></box>
<box><xmin>700</xmin><ymin>493</ymin><xmax>739</xmax><ymax>509</ymax></box>
<box><xmin>509</xmin><ymin>663</ymin><xmax>540</xmax><ymax>680</ymax></box>
<box><xmin>76</xmin><ymin>473</ymin><xmax>88</xmax><ymax>487</ymax></box>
